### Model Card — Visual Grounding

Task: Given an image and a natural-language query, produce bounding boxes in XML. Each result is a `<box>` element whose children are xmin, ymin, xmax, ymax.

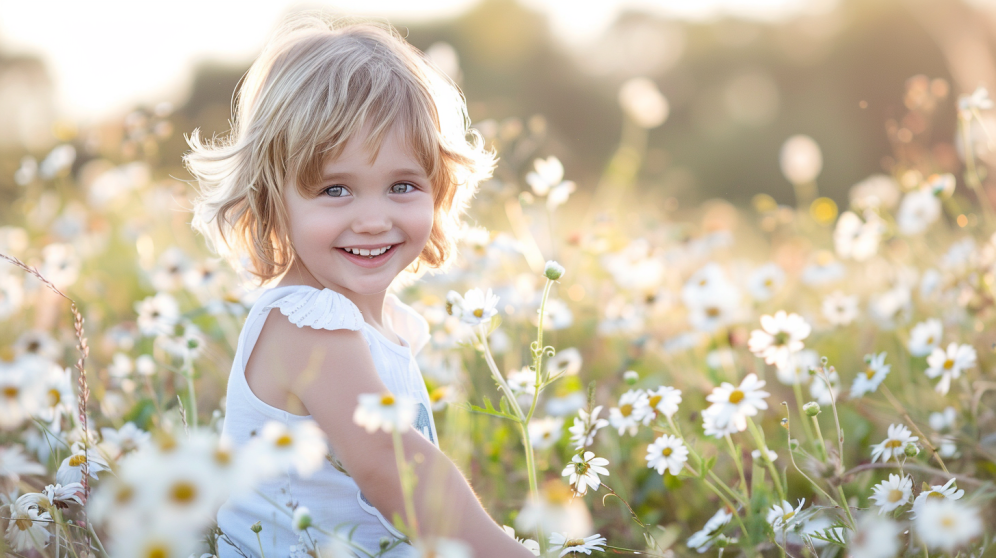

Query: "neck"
<box><xmin>276</xmin><ymin>261</ymin><xmax>389</xmax><ymax>327</ymax></box>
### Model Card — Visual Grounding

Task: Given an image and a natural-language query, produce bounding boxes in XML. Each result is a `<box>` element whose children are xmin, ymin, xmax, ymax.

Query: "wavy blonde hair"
<box><xmin>184</xmin><ymin>13</ymin><xmax>495</xmax><ymax>284</ymax></box>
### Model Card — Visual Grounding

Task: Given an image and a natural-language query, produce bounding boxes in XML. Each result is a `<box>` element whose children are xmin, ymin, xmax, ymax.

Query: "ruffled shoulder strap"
<box><xmin>385</xmin><ymin>294</ymin><xmax>431</xmax><ymax>355</ymax></box>
<box><xmin>264</xmin><ymin>286</ymin><xmax>364</xmax><ymax>331</ymax></box>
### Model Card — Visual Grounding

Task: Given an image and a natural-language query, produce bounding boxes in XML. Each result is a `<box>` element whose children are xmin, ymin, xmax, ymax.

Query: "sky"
<box><xmin>0</xmin><ymin>0</ymin><xmax>831</xmax><ymax>122</ymax></box>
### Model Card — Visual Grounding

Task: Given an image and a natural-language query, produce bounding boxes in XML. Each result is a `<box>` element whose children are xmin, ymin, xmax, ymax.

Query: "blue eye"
<box><xmin>390</xmin><ymin>183</ymin><xmax>416</xmax><ymax>194</ymax></box>
<box><xmin>323</xmin><ymin>185</ymin><xmax>347</xmax><ymax>197</ymax></box>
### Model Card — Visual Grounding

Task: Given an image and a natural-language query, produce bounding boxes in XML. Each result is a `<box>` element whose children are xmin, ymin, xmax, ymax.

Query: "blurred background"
<box><xmin>1</xmin><ymin>0</ymin><xmax>996</xmax><ymax>215</ymax></box>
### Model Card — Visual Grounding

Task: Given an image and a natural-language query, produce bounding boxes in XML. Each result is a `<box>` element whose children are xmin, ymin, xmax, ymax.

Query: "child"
<box><xmin>184</xmin><ymin>14</ymin><xmax>536</xmax><ymax>558</ymax></box>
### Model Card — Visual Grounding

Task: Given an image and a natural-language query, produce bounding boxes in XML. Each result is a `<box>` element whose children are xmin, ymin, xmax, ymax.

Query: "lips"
<box><xmin>337</xmin><ymin>244</ymin><xmax>398</xmax><ymax>268</ymax></box>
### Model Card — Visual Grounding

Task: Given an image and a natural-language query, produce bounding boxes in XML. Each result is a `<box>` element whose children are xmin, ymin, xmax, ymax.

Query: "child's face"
<box><xmin>282</xmin><ymin>123</ymin><xmax>434</xmax><ymax>296</ymax></box>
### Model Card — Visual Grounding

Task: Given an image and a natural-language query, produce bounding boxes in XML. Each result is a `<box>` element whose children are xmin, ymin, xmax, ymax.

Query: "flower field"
<box><xmin>1</xmin><ymin>72</ymin><xmax>996</xmax><ymax>557</ymax></box>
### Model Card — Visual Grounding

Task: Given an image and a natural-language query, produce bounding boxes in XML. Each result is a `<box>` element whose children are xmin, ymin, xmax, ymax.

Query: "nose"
<box><xmin>349</xmin><ymin>198</ymin><xmax>392</xmax><ymax>235</ymax></box>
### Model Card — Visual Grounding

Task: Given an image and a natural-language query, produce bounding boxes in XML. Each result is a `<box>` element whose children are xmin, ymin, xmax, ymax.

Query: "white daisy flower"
<box><xmin>0</xmin><ymin>358</ymin><xmax>45</xmax><ymax>430</ymax></box>
<box><xmin>897</xmin><ymin>188</ymin><xmax>942</xmax><ymax>235</ymax></box>
<box><xmin>809</xmin><ymin>368</ymin><xmax>840</xmax><ymax>406</ymax></box>
<box><xmin>548</xmin><ymin>532</ymin><xmax>607</xmax><ymax>556</ymax></box>
<box><xmin>0</xmin><ymin>444</ymin><xmax>46</xmax><ymax>482</ymax></box>
<box><xmin>849</xmin><ymin>513</ymin><xmax>901</xmax><ymax>558</ymax></box>
<box><xmin>561</xmin><ymin>451</ymin><xmax>609</xmax><ymax>496</ymax></box>
<box><xmin>908</xmin><ymin>318</ymin><xmax>943</xmax><ymax>357</ymax></box>
<box><xmin>681</xmin><ymin>262</ymin><xmax>733</xmax><ymax>308</ymax></box>
<box><xmin>249</xmin><ymin>420</ymin><xmax>329</xmax><ymax>479</ymax></box>
<box><xmin>12</xmin><ymin>330</ymin><xmax>60</xmax><ymax>361</ymax></box>
<box><xmin>4</xmin><ymin>497</ymin><xmax>51</xmax><ymax>551</ymax></box>
<box><xmin>107</xmin><ymin>352</ymin><xmax>133</xmax><ymax>378</ymax></box>
<box><xmin>776</xmin><ymin>349</ymin><xmax>818</xmax><ymax>386</ymax></box>
<box><xmin>353</xmin><ymin>392</ymin><xmax>417</xmax><ymax>434</ymax></box>
<box><xmin>291</xmin><ymin>506</ymin><xmax>312</xmax><ymax>532</ymax></box>
<box><xmin>40</xmin><ymin>243</ymin><xmax>81</xmax><ymax>288</ymax></box>
<box><xmin>546</xmin><ymin>347</ymin><xmax>582</xmax><ymax>378</ymax></box>
<box><xmin>752</xmin><ymin>448</ymin><xmax>778</xmax><ymax>463</ymax></box>
<box><xmin>687</xmin><ymin>508</ymin><xmax>733</xmax><ymax>552</ymax></box>
<box><xmin>925</xmin><ymin>342</ymin><xmax>976</xmax><ymax>395</ymax></box>
<box><xmin>645</xmin><ymin>435</ymin><xmax>688</xmax><ymax>476</ymax></box>
<box><xmin>869</xmin><ymin>473</ymin><xmax>912</xmax><ymax>514</ymax></box>
<box><xmin>747</xmin><ymin>311</ymin><xmax>811</xmax><ymax>369</ymax></box>
<box><xmin>529</xmin><ymin>416</ymin><xmax>565</xmax><ymax>450</ymax></box>
<box><xmin>42</xmin><ymin>482</ymin><xmax>86</xmax><ymax>508</ymax></box>
<box><xmin>135</xmin><ymin>292</ymin><xmax>180</xmax><ymax>337</ymax></box>
<box><xmin>0</xmin><ymin>273</ymin><xmax>25</xmax><ymax>320</ymax></box>
<box><xmin>457</xmin><ymin>288</ymin><xmax>500</xmax><ymax>326</ymax></box>
<box><xmin>539</xmin><ymin>299</ymin><xmax>573</xmax><ymax>330</ymax></box>
<box><xmin>635</xmin><ymin>385</ymin><xmax>682</xmax><ymax>424</ymax></box>
<box><xmin>99</xmin><ymin>422</ymin><xmax>151</xmax><ymax>459</ymax></box>
<box><xmin>747</xmin><ymin>263</ymin><xmax>785</xmax><ymax>301</ymax></box>
<box><xmin>958</xmin><ymin>85</ymin><xmax>993</xmax><ymax>115</ymax></box>
<box><xmin>29</xmin><ymin>358</ymin><xmax>74</xmax><ymax>426</ymax></box>
<box><xmin>928</xmin><ymin>407</ymin><xmax>957</xmax><ymax>433</ymax></box>
<box><xmin>567</xmin><ymin>406</ymin><xmax>609</xmax><ymax>450</ymax></box>
<box><xmin>702</xmin><ymin>373</ymin><xmax>770</xmax><ymax>436</ymax></box>
<box><xmin>150</xmin><ymin>247</ymin><xmax>191</xmax><ymax>292</ymax></box>
<box><xmin>834</xmin><ymin>210</ymin><xmax>882</xmax><ymax>261</ymax></box>
<box><xmin>156</xmin><ymin>321</ymin><xmax>205</xmax><ymax>361</ymax></box>
<box><xmin>801</xmin><ymin>251</ymin><xmax>845</xmax><ymax>286</ymax></box>
<box><xmin>850</xmin><ymin>352</ymin><xmax>890</xmax><ymax>398</ymax></box>
<box><xmin>608</xmin><ymin>389</ymin><xmax>644</xmax><ymax>435</ymax></box>
<box><xmin>912</xmin><ymin>478</ymin><xmax>964</xmax><ymax>517</ymax></box>
<box><xmin>822</xmin><ymin>291</ymin><xmax>859</xmax><ymax>326</ymax></box>
<box><xmin>767</xmin><ymin>498</ymin><xmax>806</xmax><ymax>530</ymax></box>
<box><xmin>870</xmin><ymin>424</ymin><xmax>918</xmax><ymax>463</ymax></box>
<box><xmin>56</xmin><ymin>441</ymin><xmax>110</xmax><ymax>485</ymax></box>
<box><xmin>502</xmin><ymin>525</ymin><xmax>541</xmax><ymax>556</ymax></box>
<box><xmin>514</xmin><ymin>488</ymin><xmax>593</xmax><ymax>538</ymax></box>
<box><xmin>868</xmin><ymin>286</ymin><xmax>912</xmax><ymax>330</ymax></box>
<box><xmin>914</xmin><ymin>499</ymin><xmax>983</xmax><ymax>552</ymax></box>
<box><xmin>526</xmin><ymin>156</ymin><xmax>566</xmax><ymax>197</ymax></box>
<box><xmin>505</xmin><ymin>365</ymin><xmax>536</xmax><ymax>397</ymax></box>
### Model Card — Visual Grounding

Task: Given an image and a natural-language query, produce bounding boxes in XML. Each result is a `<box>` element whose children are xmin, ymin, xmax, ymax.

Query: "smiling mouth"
<box><xmin>338</xmin><ymin>245</ymin><xmax>395</xmax><ymax>258</ymax></box>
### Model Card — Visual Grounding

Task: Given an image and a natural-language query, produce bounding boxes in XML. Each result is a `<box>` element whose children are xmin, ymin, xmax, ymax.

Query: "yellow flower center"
<box><xmin>888</xmin><ymin>489</ymin><xmax>904</xmax><ymax>503</ymax></box>
<box><xmin>765</xmin><ymin>278</ymin><xmax>774</xmax><ymax>287</ymax></box>
<box><xmin>620</xmin><ymin>403</ymin><xmax>633</xmax><ymax>417</ymax></box>
<box><xmin>648</xmin><ymin>395</ymin><xmax>662</xmax><ymax>408</ymax></box>
<box><xmin>773</xmin><ymin>332</ymin><xmax>790</xmax><ymax>346</ymax></box>
<box><xmin>884</xmin><ymin>439</ymin><xmax>903</xmax><ymax>449</ymax></box>
<box><xmin>473</xmin><ymin>308</ymin><xmax>484</xmax><ymax>318</ymax></box>
<box><xmin>170</xmin><ymin>481</ymin><xmax>197</xmax><ymax>504</ymax></box>
<box><xmin>706</xmin><ymin>306</ymin><xmax>720</xmax><ymax>317</ymax></box>
<box><xmin>115</xmin><ymin>484</ymin><xmax>134</xmax><ymax>504</ymax></box>
<box><xmin>48</xmin><ymin>388</ymin><xmax>61</xmax><ymax>406</ymax></box>
<box><xmin>144</xmin><ymin>543</ymin><xmax>169</xmax><ymax>558</ymax></box>
<box><xmin>3</xmin><ymin>386</ymin><xmax>19</xmax><ymax>398</ymax></box>
<box><xmin>430</xmin><ymin>388</ymin><xmax>445</xmax><ymax>402</ymax></box>
<box><xmin>926</xmin><ymin>336</ymin><xmax>934</xmax><ymax>345</ymax></box>
<box><xmin>662</xmin><ymin>447</ymin><xmax>673</xmax><ymax>457</ymax></box>
<box><xmin>15</xmin><ymin>518</ymin><xmax>32</xmax><ymax>531</ymax></box>
<box><xmin>214</xmin><ymin>448</ymin><xmax>231</xmax><ymax>466</ymax></box>
<box><xmin>782</xmin><ymin>511</ymin><xmax>795</xmax><ymax>522</ymax></box>
<box><xmin>565</xmin><ymin>539</ymin><xmax>586</xmax><ymax>547</ymax></box>
<box><xmin>940</xmin><ymin>516</ymin><xmax>955</xmax><ymax>528</ymax></box>
<box><xmin>943</xmin><ymin>359</ymin><xmax>954</xmax><ymax>370</ymax></box>
<box><xmin>69</xmin><ymin>454</ymin><xmax>86</xmax><ymax>467</ymax></box>
<box><xmin>865</xmin><ymin>367</ymin><xmax>876</xmax><ymax>379</ymax></box>
<box><xmin>729</xmin><ymin>390</ymin><xmax>745</xmax><ymax>404</ymax></box>
<box><xmin>381</xmin><ymin>393</ymin><xmax>395</xmax><ymax>406</ymax></box>
<box><xmin>275</xmin><ymin>434</ymin><xmax>294</xmax><ymax>447</ymax></box>
<box><xmin>926</xmin><ymin>491</ymin><xmax>945</xmax><ymax>500</ymax></box>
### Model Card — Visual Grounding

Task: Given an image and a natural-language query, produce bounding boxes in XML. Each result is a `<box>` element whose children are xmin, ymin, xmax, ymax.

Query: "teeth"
<box><xmin>344</xmin><ymin>246</ymin><xmax>392</xmax><ymax>257</ymax></box>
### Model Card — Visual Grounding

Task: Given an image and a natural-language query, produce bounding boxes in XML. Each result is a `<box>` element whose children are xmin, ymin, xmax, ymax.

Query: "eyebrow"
<box><xmin>321</xmin><ymin>168</ymin><xmax>428</xmax><ymax>180</ymax></box>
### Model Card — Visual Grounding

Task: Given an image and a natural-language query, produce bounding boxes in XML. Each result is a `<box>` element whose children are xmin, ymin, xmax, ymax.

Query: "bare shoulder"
<box><xmin>244</xmin><ymin>309</ymin><xmax>370</xmax><ymax>415</ymax></box>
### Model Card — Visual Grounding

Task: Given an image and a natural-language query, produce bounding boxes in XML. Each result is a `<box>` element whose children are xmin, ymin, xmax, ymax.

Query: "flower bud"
<box><xmin>380</xmin><ymin>537</ymin><xmax>391</xmax><ymax>550</ymax></box>
<box><xmin>544</xmin><ymin>260</ymin><xmax>565</xmax><ymax>281</ymax></box>
<box><xmin>623</xmin><ymin>370</ymin><xmax>639</xmax><ymax>385</ymax></box>
<box><xmin>789</xmin><ymin>438</ymin><xmax>799</xmax><ymax>451</ymax></box>
<box><xmin>250</xmin><ymin>521</ymin><xmax>262</xmax><ymax>534</ymax></box>
<box><xmin>445</xmin><ymin>291</ymin><xmax>463</xmax><ymax>317</ymax></box>
<box><xmin>292</xmin><ymin>507</ymin><xmax>312</xmax><ymax>532</ymax></box>
<box><xmin>904</xmin><ymin>443</ymin><xmax>920</xmax><ymax>457</ymax></box>
<box><xmin>803</xmin><ymin>402</ymin><xmax>821</xmax><ymax>416</ymax></box>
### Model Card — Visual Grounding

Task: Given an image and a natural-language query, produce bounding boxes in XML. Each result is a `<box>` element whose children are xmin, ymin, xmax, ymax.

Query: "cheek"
<box><xmin>406</xmin><ymin>196</ymin><xmax>435</xmax><ymax>242</ymax></box>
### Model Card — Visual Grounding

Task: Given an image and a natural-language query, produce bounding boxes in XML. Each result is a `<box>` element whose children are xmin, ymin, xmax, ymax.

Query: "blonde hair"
<box><xmin>184</xmin><ymin>13</ymin><xmax>495</xmax><ymax>284</ymax></box>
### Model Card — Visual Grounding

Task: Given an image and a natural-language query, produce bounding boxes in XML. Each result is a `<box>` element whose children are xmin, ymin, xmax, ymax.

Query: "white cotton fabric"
<box><xmin>217</xmin><ymin>285</ymin><xmax>436</xmax><ymax>558</ymax></box>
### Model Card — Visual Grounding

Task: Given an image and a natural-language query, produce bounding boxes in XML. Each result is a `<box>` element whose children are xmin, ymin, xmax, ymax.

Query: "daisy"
<box><xmin>353</xmin><ymin>392</ymin><xmax>417</xmax><ymax>434</ymax></box>
<box><xmin>849</xmin><ymin>513</ymin><xmax>901</xmax><ymax>558</ymax></box>
<box><xmin>635</xmin><ymin>385</ymin><xmax>682</xmax><ymax>424</ymax></box>
<box><xmin>249</xmin><ymin>420</ymin><xmax>329</xmax><ymax>479</ymax></box>
<box><xmin>908</xmin><ymin>318</ymin><xmax>942</xmax><ymax>357</ymax></box>
<box><xmin>748</xmin><ymin>311</ymin><xmax>811</xmax><ymax>369</ymax></box>
<box><xmin>528</xmin><ymin>416</ymin><xmax>564</xmax><ymax>450</ymax></box>
<box><xmin>30</xmin><ymin>358</ymin><xmax>74</xmax><ymax>426</ymax></box>
<box><xmin>870</xmin><ymin>424</ymin><xmax>918</xmax><ymax>463</ymax></box>
<box><xmin>897</xmin><ymin>188</ymin><xmax>941</xmax><ymax>235</ymax></box>
<box><xmin>514</xmin><ymin>484</ymin><xmax>594</xmax><ymax>537</ymax></box>
<box><xmin>0</xmin><ymin>358</ymin><xmax>44</xmax><ymax>430</ymax></box>
<box><xmin>548</xmin><ymin>532</ymin><xmax>606</xmax><ymax>556</ymax></box>
<box><xmin>502</xmin><ymin>526</ymin><xmax>541</xmax><ymax>556</ymax></box>
<box><xmin>135</xmin><ymin>292</ymin><xmax>180</xmax><ymax>337</ymax></box>
<box><xmin>0</xmin><ymin>444</ymin><xmax>46</xmax><ymax>482</ymax></box>
<box><xmin>42</xmin><ymin>482</ymin><xmax>86</xmax><ymax>509</ymax></box>
<box><xmin>834</xmin><ymin>210</ymin><xmax>882</xmax><ymax>261</ymax></box>
<box><xmin>821</xmin><ymin>291</ymin><xmax>859</xmax><ymax>326</ymax></box>
<box><xmin>292</xmin><ymin>506</ymin><xmax>312</xmax><ymax>532</ymax></box>
<box><xmin>150</xmin><ymin>247</ymin><xmax>190</xmax><ymax>292</ymax></box>
<box><xmin>925</xmin><ymin>342</ymin><xmax>976</xmax><ymax>395</ymax></box>
<box><xmin>914</xmin><ymin>499</ymin><xmax>983</xmax><ymax>552</ymax></box>
<box><xmin>775</xmin><ymin>349</ymin><xmax>818</xmax><ymax>385</ymax></box>
<box><xmin>928</xmin><ymin>407</ymin><xmax>957</xmax><ymax>433</ymax></box>
<box><xmin>458</xmin><ymin>288</ymin><xmax>500</xmax><ymax>326</ymax></box>
<box><xmin>4</xmin><ymin>497</ymin><xmax>51</xmax><ymax>551</ymax></box>
<box><xmin>912</xmin><ymin>478</ymin><xmax>964</xmax><ymax>517</ymax></box>
<box><xmin>567</xmin><ymin>406</ymin><xmax>609</xmax><ymax>449</ymax></box>
<box><xmin>747</xmin><ymin>263</ymin><xmax>785</xmax><ymax>301</ymax></box>
<box><xmin>645</xmin><ymin>435</ymin><xmax>688</xmax><ymax>476</ymax></box>
<box><xmin>99</xmin><ymin>422</ymin><xmax>151</xmax><ymax>459</ymax></box>
<box><xmin>752</xmin><ymin>448</ymin><xmax>778</xmax><ymax>463</ymax></box>
<box><xmin>767</xmin><ymin>499</ymin><xmax>806</xmax><ymax>530</ymax></box>
<box><xmin>56</xmin><ymin>441</ymin><xmax>110</xmax><ymax>485</ymax></box>
<box><xmin>869</xmin><ymin>474</ymin><xmax>912</xmax><ymax>514</ymax></box>
<box><xmin>546</xmin><ymin>347</ymin><xmax>582</xmax><ymax>378</ymax></box>
<box><xmin>0</xmin><ymin>273</ymin><xmax>25</xmax><ymax>320</ymax></box>
<box><xmin>801</xmin><ymin>251</ymin><xmax>845</xmax><ymax>286</ymax></box>
<box><xmin>12</xmin><ymin>330</ymin><xmax>60</xmax><ymax>360</ymax></box>
<box><xmin>850</xmin><ymin>352</ymin><xmax>890</xmax><ymax>398</ymax></box>
<box><xmin>561</xmin><ymin>451</ymin><xmax>610</xmax><ymax>496</ymax></box>
<box><xmin>608</xmin><ymin>389</ymin><xmax>644</xmax><ymax>435</ymax></box>
<box><xmin>702</xmin><ymin>373</ymin><xmax>770</xmax><ymax>435</ymax></box>
<box><xmin>156</xmin><ymin>321</ymin><xmax>205</xmax><ymax>361</ymax></box>
<box><xmin>959</xmin><ymin>85</ymin><xmax>993</xmax><ymax>115</ymax></box>
<box><xmin>687</xmin><ymin>508</ymin><xmax>733</xmax><ymax>553</ymax></box>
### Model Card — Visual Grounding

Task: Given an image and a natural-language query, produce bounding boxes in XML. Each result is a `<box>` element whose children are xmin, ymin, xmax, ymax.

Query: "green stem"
<box><xmin>255</xmin><ymin>532</ymin><xmax>266</xmax><ymax>558</ymax></box>
<box><xmin>791</xmin><ymin>380</ymin><xmax>815</xmax><ymax>453</ymax></box>
<box><xmin>746</xmin><ymin>417</ymin><xmax>785</xmax><ymax>503</ymax></box>
<box><xmin>724</xmin><ymin>434</ymin><xmax>749</xmax><ymax>497</ymax></box>
<box><xmin>810</xmin><ymin>416</ymin><xmax>828</xmax><ymax>461</ymax></box>
<box><xmin>392</xmin><ymin>429</ymin><xmax>418</xmax><ymax>537</ymax></box>
<box><xmin>184</xmin><ymin>358</ymin><xmax>198</xmax><ymax>430</ymax></box>
<box><xmin>667</xmin><ymin>417</ymin><xmax>747</xmax><ymax>506</ymax></box>
<box><xmin>526</xmin><ymin>279</ymin><xmax>555</xmax><ymax>425</ymax></box>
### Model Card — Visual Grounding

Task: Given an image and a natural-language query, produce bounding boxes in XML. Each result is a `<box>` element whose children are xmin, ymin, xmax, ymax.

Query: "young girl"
<box><xmin>184</xmin><ymin>15</ymin><xmax>536</xmax><ymax>558</ymax></box>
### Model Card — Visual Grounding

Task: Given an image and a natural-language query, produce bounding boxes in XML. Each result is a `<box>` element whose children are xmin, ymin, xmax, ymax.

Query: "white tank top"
<box><xmin>216</xmin><ymin>285</ymin><xmax>437</xmax><ymax>558</ymax></box>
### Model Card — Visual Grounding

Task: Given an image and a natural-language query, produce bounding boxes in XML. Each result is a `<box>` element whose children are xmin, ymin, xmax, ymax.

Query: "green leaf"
<box><xmin>462</xmin><ymin>397</ymin><xmax>517</xmax><ymax>422</ymax></box>
<box><xmin>700</xmin><ymin>455</ymin><xmax>717</xmax><ymax>477</ymax></box>
<box><xmin>487</xmin><ymin>314</ymin><xmax>502</xmax><ymax>335</ymax></box>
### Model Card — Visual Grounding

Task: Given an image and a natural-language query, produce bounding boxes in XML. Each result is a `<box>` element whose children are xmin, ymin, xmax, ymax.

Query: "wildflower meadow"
<box><xmin>2</xmin><ymin>22</ymin><xmax>996</xmax><ymax>558</ymax></box>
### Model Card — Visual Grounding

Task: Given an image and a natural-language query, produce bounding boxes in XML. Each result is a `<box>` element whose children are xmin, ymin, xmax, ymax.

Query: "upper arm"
<box><xmin>252</xmin><ymin>311</ymin><xmax>423</xmax><ymax>483</ymax></box>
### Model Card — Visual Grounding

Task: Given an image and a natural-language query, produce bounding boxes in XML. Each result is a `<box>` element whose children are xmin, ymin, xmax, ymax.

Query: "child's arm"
<box><xmin>255</xmin><ymin>313</ymin><xmax>536</xmax><ymax>558</ymax></box>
